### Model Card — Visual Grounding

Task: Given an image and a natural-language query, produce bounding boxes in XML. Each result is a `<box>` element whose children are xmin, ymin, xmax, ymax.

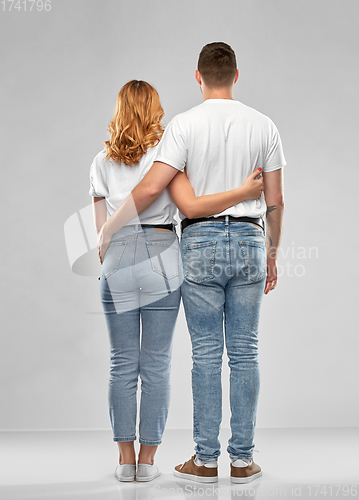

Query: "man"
<box><xmin>99</xmin><ymin>42</ymin><xmax>286</xmax><ymax>483</ymax></box>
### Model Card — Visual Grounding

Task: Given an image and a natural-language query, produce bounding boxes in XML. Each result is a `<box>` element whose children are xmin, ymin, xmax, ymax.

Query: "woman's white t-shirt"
<box><xmin>89</xmin><ymin>145</ymin><xmax>178</xmax><ymax>226</ymax></box>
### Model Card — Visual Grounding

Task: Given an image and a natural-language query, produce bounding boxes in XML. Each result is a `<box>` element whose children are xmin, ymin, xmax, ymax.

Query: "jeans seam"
<box><xmin>113</xmin><ymin>436</ymin><xmax>136</xmax><ymax>442</ymax></box>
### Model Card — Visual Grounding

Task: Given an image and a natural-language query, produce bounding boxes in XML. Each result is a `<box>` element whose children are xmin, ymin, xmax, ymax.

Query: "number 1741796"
<box><xmin>306</xmin><ymin>485</ymin><xmax>358</xmax><ymax>497</ymax></box>
<box><xmin>1</xmin><ymin>0</ymin><xmax>51</xmax><ymax>11</ymax></box>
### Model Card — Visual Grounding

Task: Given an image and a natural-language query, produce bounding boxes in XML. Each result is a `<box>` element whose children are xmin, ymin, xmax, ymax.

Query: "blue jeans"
<box><xmin>100</xmin><ymin>225</ymin><xmax>182</xmax><ymax>445</ymax></box>
<box><xmin>180</xmin><ymin>219</ymin><xmax>266</xmax><ymax>462</ymax></box>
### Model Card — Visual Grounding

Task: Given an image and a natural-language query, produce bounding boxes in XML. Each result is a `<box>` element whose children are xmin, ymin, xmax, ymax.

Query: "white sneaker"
<box><xmin>114</xmin><ymin>464</ymin><xmax>136</xmax><ymax>482</ymax></box>
<box><xmin>136</xmin><ymin>463</ymin><xmax>161</xmax><ymax>482</ymax></box>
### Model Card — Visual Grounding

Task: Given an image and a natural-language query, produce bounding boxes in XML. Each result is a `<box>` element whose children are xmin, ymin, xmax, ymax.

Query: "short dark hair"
<box><xmin>197</xmin><ymin>42</ymin><xmax>237</xmax><ymax>88</ymax></box>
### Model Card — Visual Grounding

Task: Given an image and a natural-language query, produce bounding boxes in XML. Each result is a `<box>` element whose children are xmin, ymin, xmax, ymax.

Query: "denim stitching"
<box><xmin>183</xmin><ymin>241</ymin><xmax>217</xmax><ymax>284</ymax></box>
<box><xmin>238</xmin><ymin>241</ymin><xmax>265</xmax><ymax>248</ymax></box>
<box><xmin>103</xmin><ymin>242</ymin><xmax>128</xmax><ymax>280</ymax></box>
<box><xmin>238</xmin><ymin>241</ymin><xmax>266</xmax><ymax>283</ymax></box>
<box><xmin>145</xmin><ymin>241</ymin><xmax>179</xmax><ymax>279</ymax></box>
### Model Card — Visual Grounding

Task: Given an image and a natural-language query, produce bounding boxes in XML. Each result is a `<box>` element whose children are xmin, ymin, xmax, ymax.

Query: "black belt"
<box><xmin>131</xmin><ymin>223</ymin><xmax>175</xmax><ymax>231</ymax></box>
<box><xmin>181</xmin><ymin>216</ymin><xmax>264</xmax><ymax>232</ymax></box>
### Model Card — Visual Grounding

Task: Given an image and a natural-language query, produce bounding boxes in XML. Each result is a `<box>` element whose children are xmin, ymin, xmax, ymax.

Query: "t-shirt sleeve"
<box><xmin>263</xmin><ymin>122</ymin><xmax>287</xmax><ymax>173</ymax></box>
<box><xmin>89</xmin><ymin>153</ymin><xmax>108</xmax><ymax>197</ymax></box>
<box><xmin>154</xmin><ymin>120</ymin><xmax>187</xmax><ymax>172</ymax></box>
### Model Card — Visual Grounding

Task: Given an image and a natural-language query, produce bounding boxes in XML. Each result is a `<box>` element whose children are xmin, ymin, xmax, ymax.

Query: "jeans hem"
<box><xmin>229</xmin><ymin>454</ymin><xmax>253</xmax><ymax>461</ymax></box>
<box><xmin>195</xmin><ymin>451</ymin><xmax>221</xmax><ymax>462</ymax></box>
<box><xmin>113</xmin><ymin>436</ymin><xmax>136</xmax><ymax>442</ymax></box>
<box><xmin>139</xmin><ymin>438</ymin><xmax>162</xmax><ymax>446</ymax></box>
<box><xmin>196</xmin><ymin>456</ymin><xmax>219</xmax><ymax>464</ymax></box>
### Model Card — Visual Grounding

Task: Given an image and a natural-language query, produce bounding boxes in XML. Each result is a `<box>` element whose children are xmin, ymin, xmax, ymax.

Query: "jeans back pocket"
<box><xmin>238</xmin><ymin>240</ymin><xmax>266</xmax><ymax>283</ymax></box>
<box><xmin>102</xmin><ymin>241</ymin><xmax>128</xmax><ymax>280</ymax></box>
<box><xmin>182</xmin><ymin>241</ymin><xmax>217</xmax><ymax>284</ymax></box>
<box><xmin>145</xmin><ymin>241</ymin><xmax>179</xmax><ymax>280</ymax></box>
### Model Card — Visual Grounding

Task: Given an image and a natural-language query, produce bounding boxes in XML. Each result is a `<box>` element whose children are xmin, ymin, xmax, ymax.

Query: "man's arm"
<box><xmin>262</xmin><ymin>168</ymin><xmax>285</xmax><ymax>295</ymax></box>
<box><xmin>97</xmin><ymin>161</ymin><xmax>179</xmax><ymax>262</ymax></box>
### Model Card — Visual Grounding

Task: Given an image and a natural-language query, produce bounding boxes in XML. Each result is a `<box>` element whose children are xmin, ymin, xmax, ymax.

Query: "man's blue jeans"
<box><xmin>180</xmin><ymin>219</ymin><xmax>266</xmax><ymax>462</ymax></box>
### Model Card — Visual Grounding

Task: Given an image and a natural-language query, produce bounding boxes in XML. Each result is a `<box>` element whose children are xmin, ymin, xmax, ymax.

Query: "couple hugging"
<box><xmin>89</xmin><ymin>41</ymin><xmax>286</xmax><ymax>484</ymax></box>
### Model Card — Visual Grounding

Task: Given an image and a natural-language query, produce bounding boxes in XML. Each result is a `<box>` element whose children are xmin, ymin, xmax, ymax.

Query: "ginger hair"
<box><xmin>104</xmin><ymin>80</ymin><xmax>164</xmax><ymax>166</ymax></box>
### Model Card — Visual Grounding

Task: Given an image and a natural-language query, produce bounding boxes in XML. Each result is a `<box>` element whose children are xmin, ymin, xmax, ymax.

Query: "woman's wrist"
<box><xmin>235</xmin><ymin>185</ymin><xmax>247</xmax><ymax>203</ymax></box>
<box><xmin>99</xmin><ymin>220</ymin><xmax>112</xmax><ymax>239</ymax></box>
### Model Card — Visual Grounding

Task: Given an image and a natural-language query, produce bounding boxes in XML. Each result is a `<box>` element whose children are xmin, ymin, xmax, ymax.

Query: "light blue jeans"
<box><xmin>180</xmin><ymin>219</ymin><xmax>266</xmax><ymax>462</ymax></box>
<box><xmin>99</xmin><ymin>225</ymin><xmax>182</xmax><ymax>445</ymax></box>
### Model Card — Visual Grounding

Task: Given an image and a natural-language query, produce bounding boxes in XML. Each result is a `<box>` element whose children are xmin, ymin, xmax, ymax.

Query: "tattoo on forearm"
<box><xmin>266</xmin><ymin>205</ymin><xmax>277</xmax><ymax>250</ymax></box>
<box><xmin>266</xmin><ymin>234</ymin><xmax>273</xmax><ymax>249</ymax></box>
<box><xmin>266</xmin><ymin>205</ymin><xmax>277</xmax><ymax>216</ymax></box>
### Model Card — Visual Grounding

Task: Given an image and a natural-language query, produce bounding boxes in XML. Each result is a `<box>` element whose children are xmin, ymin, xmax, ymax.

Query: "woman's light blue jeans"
<box><xmin>180</xmin><ymin>220</ymin><xmax>266</xmax><ymax>462</ymax></box>
<box><xmin>99</xmin><ymin>225</ymin><xmax>181</xmax><ymax>445</ymax></box>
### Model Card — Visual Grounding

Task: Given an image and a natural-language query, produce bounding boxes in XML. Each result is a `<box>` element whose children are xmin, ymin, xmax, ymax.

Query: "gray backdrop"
<box><xmin>1</xmin><ymin>0</ymin><xmax>358</xmax><ymax>431</ymax></box>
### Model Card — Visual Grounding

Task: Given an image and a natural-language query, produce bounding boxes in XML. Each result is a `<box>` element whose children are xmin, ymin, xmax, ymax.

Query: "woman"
<box><xmin>89</xmin><ymin>80</ymin><xmax>263</xmax><ymax>483</ymax></box>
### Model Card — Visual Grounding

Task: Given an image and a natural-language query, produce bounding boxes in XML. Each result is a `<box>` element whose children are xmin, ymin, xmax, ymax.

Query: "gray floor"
<box><xmin>0</xmin><ymin>428</ymin><xmax>358</xmax><ymax>499</ymax></box>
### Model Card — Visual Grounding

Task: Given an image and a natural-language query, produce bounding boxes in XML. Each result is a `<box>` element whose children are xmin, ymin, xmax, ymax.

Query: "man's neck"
<box><xmin>202</xmin><ymin>86</ymin><xmax>234</xmax><ymax>101</ymax></box>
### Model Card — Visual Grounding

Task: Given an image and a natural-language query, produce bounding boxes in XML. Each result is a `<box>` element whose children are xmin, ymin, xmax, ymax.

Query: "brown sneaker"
<box><xmin>230</xmin><ymin>459</ymin><xmax>262</xmax><ymax>484</ymax></box>
<box><xmin>174</xmin><ymin>455</ymin><xmax>218</xmax><ymax>483</ymax></box>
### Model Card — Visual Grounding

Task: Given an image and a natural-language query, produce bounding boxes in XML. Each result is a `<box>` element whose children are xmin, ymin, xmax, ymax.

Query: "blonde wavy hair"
<box><xmin>104</xmin><ymin>80</ymin><xmax>165</xmax><ymax>166</ymax></box>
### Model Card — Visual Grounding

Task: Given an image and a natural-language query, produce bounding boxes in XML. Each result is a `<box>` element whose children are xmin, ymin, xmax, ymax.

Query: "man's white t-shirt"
<box><xmin>89</xmin><ymin>145</ymin><xmax>178</xmax><ymax>226</ymax></box>
<box><xmin>155</xmin><ymin>99</ymin><xmax>286</xmax><ymax>219</ymax></box>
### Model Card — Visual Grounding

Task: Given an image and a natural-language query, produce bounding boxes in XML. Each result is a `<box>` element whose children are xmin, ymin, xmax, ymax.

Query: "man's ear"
<box><xmin>195</xmin><ymin>70</ymin><xmax>202</xmax><ymax>85</ymax></box>
<box><xmin>234</xmin><ymin>69</ymin><xmax>240</xmax><ymax>84</ymax></box>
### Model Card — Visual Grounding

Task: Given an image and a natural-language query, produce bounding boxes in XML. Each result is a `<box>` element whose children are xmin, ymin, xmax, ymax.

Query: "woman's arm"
<box><xmin>92</xmin><ymin>196</ymin><xmax>107</xmax><ymax>234</ymax></box>
<box><xmin>167</xmin><ymin>168</ymin><xmax>263</xmax><ymax>219</ymax></box>
<box><xmin>96</xmin><ymin>162</ymin><xmax>179</xmax><ymax>263</ymax></box>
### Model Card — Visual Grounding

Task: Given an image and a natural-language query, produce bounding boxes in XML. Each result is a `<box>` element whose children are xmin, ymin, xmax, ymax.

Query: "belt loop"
<box><xmin>225</xmin><ymin>215</ymin><xmax>229</xmax><ymax>225</ymax></box>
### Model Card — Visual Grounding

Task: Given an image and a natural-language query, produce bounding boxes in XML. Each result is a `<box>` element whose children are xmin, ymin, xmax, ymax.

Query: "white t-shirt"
<box><xmin>89</xmin><ymin>145</ymin><xmax>178</xmax><ymax>226</ymax></box>
<box><xmin>155</xmin><ymin>99</ymin><xmax>286</xmax><ymax>219</ymax></box>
